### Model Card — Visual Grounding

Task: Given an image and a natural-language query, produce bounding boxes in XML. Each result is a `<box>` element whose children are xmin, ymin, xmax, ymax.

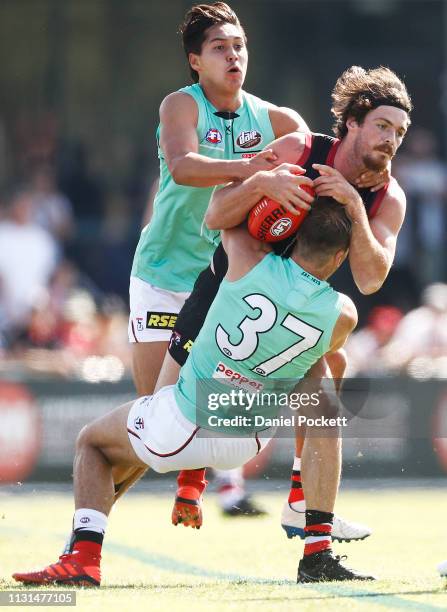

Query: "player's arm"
<box><xmin>267</xmin><ymin>104</ymin><xmax>311</xmax><ymax>137</ymax></box>
<box><xmin>313</xmin><ymin>164</ymin><xmax>406</xmax><ymax>295</ymax></box>
<box><xmin>205</xmin><ymin>132</ymin><xmax>314</xmax><ymax>230</ymax></box>
<box><xmin>347</xmin><ymin>181</ymin><xmax>406</xmax><ymax>294</ymax></box>
<box><xmin>160</xmin><ymin>92</ymin><xmax>278</xmax><ymax>187</ymax></box>
<box><xmin>220</xmin><ymin>224</ymin><xmax>270</xmax><ymax>281</ymax></box>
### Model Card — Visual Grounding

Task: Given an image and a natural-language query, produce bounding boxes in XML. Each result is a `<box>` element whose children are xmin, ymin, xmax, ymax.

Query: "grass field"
<box><xmin>1</xmin><ymin>485</ymin><xmax>447</xmax><ymax>611</ymax></box>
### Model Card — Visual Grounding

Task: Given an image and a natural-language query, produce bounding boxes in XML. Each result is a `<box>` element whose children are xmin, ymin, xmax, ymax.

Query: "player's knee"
<box><xmin>75</xmin><ymin>423</ymin><xmax>98</xmax><ymax>453</ymax></box>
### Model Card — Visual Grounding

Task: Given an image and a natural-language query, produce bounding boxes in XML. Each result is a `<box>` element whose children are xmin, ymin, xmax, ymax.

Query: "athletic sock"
<box><xmin>214</xmin><ymin>468</ymin><xmax>245</xmax><ymax>509</ymax></box>
<box><xmin>71</xmin><ymin>508</ymin><xmax>107</xmax><ymax>562</ymax></box>
<box><xmin>303</xmin><ymin>509</ymin><xmax>333</xmax><ymax>557</ymax></box>
<box><xmin>177</xmin><ymin>469</ymin><xmax>208</xmax><ymax>497</ymax></box>
<box><xmin>288</xmin><ymin>457</ymin><xmax>305</xmax><ymax>512</ymax></box>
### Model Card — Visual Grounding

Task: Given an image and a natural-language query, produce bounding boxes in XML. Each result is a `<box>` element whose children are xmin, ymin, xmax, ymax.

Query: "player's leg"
<box><xmin>296</xmin><ymin>362</ymin><xmax>374</xmax><ymax>582</ymax></box>
<box><xmin>214</xmin><ymin>467</ymin><xmax>266</xmax><ymax>517</ymax></box>
<box><xmin>114</xmin><ymin>277</ymin><xmax>189</xmax><ymax>500</ymax></box>
<box><xmin>157</xmin><ymin>352</ymin><xmax>208</xmax><ymax>528</ymax></box>
<box><xmin>282</xmin><ymin>350</ymin><xmax>371</xmax><ymax>542</ymax></box>
<box><xmin>112</xmin><ymin>341</ymin><xmax>168</xmax><ymax>500</ymax></box>
<box><xmin>14</xmin><ymin>402</ymin><xmax>146</xmax><ymax>587</ymax></box>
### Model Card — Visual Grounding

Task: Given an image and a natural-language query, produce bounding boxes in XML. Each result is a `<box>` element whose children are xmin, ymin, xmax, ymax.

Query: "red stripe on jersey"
<box><xmin>326</xmin><ymin>139</ymin><xmax>341</xmax><ymax>167</ymax></box>
<box><xmin>296</xmin><ymin>132</ymin><xmax>313</xmax><ymax>167</ymax></box>
<box><xmin>368</xmin><ymin>178</ymin><xmax>394</xmax><ymax>219</ymax></box>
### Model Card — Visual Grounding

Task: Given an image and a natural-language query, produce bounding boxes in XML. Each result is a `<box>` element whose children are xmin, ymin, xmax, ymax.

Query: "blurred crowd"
<box><xmin>0</xmin><ymin>118</ymin><xmax>446</xmax><ymax>381</ymax></box>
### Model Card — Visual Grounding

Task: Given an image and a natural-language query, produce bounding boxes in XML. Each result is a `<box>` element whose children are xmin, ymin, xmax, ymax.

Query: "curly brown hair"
<box><xmin>179</xmin><ymin>3</ymin><xmax>245</xmax><ymax>83</ymax></box>
<box><xmin>331</xmin><ymin>66</ymin><xmax>412</xmax><ymax>138</ymax></box>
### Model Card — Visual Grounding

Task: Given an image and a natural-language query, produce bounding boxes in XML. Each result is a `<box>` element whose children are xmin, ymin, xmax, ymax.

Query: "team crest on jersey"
<box><xmin>205</xmin><ymin>128</ymin><xmax>223</xmax><ymax>144</ymax></box>
<box><xmin>237</xmin><ymin>130</ymin><xmax>262</xmax><ymax>148</ymax></box>
<box><xmin>134</xmin><ymin>416</ymin><xmax>144</xmax><ymax>430</ymax></box>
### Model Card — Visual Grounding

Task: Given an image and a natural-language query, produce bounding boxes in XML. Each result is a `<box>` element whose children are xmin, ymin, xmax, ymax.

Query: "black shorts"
<box><xmin>168</xmin><ymin>236</ymin><xmax>295</xmax><ymax>366</ymax></box>
<box><xmin>168</xmin><ymin>242</ymin><xmax>228</xmax><ymax>366</ymax></box>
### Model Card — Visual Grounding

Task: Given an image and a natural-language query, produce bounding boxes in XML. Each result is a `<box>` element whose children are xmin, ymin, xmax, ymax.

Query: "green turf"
<box><xmin>1</xmin><ymin>488</ymin><xmax>447</xmax><ymax>611</ymax></box>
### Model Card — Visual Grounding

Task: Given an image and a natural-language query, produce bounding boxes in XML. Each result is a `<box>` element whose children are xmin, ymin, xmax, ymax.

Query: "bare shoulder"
<box><xmin>222</xmin><ymin>225</ymin><xmax>269</xmax><ymax>280</ymax></box>
<box><xmin>338</xmin><ymin>294</ymin><xmax>358</xmax><ymax>331</ymax></box>
<box><xmin>330</xmin><ymin>294</ymin><xmax>358</xmax><ymax>351</ymax></box>
<box><xmin>268</xmin><ymin>131</ymin><xmax>308</xmax><ymax>163</ymax></box>
<box><xmin>372</xmin><ymin>177</ymin><xmax>406</xmax><ymax>233</ymax></box>
<box><xmin>221</xmin><ymin>224</ymin><xmax>266</xmax><ymax>256</ymax></box>
<box><xmin>267</xmin><ymin>103</ymin><xmax>310</xmax><ymax>137</ymax></box>
<box><xmin>159</xmin><ymin>91</ymin><xmax>198</xmax><ymax>122</ymax></box>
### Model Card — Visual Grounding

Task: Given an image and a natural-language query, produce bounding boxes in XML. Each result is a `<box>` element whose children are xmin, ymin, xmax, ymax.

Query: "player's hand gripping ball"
<box><xmin>248</xmin><ymin>185</ymin><xmax>315</xmax><ymax>242</ymax></box>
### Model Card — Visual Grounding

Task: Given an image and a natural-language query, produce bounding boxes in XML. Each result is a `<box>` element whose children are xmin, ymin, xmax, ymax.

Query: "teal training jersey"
<box><xmin>174</xmin><ymin>252</ymin><xmax>344</xmax><ymax>433</ymax></box>
<box><xmin>131</xmin><ymin>83</ymin><xmax>276</xmax><ymax>292</ymax></box>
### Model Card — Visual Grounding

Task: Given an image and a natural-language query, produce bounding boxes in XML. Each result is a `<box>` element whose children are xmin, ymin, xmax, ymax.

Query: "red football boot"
<box><xmin>171</xmin><ymin>469</ymin><xmax>208</xmax><ymax>529</ymax></box>
<box><xmin>13</xmin><ymin>550</ymin><xmax>101</xmax><ymax>587</ymax></box>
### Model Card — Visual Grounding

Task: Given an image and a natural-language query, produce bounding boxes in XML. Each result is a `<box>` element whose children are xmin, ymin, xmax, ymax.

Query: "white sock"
<box><xmin>290</xmin><ymin>456</ymin><xmax>306</xmax><ymax>512</ymax></box>
<box><xmin>293</xmin><ymin>456</ymin><xmax>301</xmax><ymax>471</ymax></box>
<box><xmin>73</xmin><ymin>508</ymin><xmax>108</xmax><ymax>535</ymax></box>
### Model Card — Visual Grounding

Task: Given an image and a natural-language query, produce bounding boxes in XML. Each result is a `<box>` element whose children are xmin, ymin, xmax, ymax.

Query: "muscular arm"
<box><xmin>205</xmin><ymin>132</ymin><xmax>314</xmax><ymax>230</ymax></box>
<box><xmin>313</xmin><ymin>164</ymin><xmax>406</xmax><ymax>295</ymax></box>
<box><xmin>347</xmin><ymin>182</ymin><xmax>406</xmax><ymax>295</ymax></box>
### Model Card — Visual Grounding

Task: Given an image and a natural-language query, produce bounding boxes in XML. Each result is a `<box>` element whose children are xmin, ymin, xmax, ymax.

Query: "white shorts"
<box><xmin>126</xmin><ymin>385</ymin><xmax>273</xmax><ymax>474</ymax></box>
<box><xmin>128</xmin><ymin>276</ymin><xmax>190</xmax><ymax>343</ymax></box>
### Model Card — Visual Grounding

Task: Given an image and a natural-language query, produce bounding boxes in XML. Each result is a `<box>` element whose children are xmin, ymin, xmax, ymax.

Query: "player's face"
<box><xmin>189</xmin><ymin>23</ymin><xmax>248</xmax><ymax>92</ymax></box>
<box><xmin>351</xmin><ymin>106</ymin><xmax>409</xmax><ymax>172</ymax></box>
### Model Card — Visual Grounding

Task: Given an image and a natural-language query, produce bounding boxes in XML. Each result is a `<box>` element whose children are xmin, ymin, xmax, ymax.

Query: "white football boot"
<box><xmin>281</xmin><ymin>501</ymin><xmax>372</xmax><ymax>542</ymax></box>
<box><xmin>438</xmin><ymin>560</ymin><xmax>447</xmax><ymax>577</ymax></box>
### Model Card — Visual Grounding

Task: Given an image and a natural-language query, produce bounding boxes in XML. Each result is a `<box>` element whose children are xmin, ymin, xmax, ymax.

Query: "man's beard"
<box><xmin>362</xmin><ymin>152</ymin><xmax>389</xmax><ymax>173</ymax></box>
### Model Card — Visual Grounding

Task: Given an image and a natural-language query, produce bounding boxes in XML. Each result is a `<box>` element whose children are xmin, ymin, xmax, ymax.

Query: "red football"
<box><xmin>247</xmin><ymin>185</ymin><xmax>315</xmax><ymax>242</ymax></box>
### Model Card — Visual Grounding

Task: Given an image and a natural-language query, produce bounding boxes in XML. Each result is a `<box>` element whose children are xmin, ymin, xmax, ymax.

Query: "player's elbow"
<box><xmin>356</xmin><ymin>278</ymin><xmax>385</xmax><ymax>295</ymax></box>
<box><xmin>170</xmin><ymin>165</ymin><xmax>186</xmax><ymax>185</ymax></box>
<box><xmin>204</xmin><ymin>207</ymin><xmax>220</xmax><ymax>230</ymax></box>
<box><xmin>168</xmin><ymin>156</ymin><xmax>189</xmax><ymax>185</ymax></box>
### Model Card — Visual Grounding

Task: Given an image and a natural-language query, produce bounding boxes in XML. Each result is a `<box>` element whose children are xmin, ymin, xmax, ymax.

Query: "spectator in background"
<box><xmin>0</xmin><ymin>188</ymin><xmax>58</xmax><ymax>341</ymax></box>
<box><xmin>345</xmin><ymin>306</ymin><xmax>403</xmax><ymax>376</ymax></box>
<box><xmin>394</xmin><ymin>128</ymin><xmax>447</xmax><ymax>286</ymax></box>
<box><xmin>382</xmin><ymin>283</ymin><xmax>447</xmax><ymax>374</ymax></box>
<box><xmin>29</xmin><ymin>164</ymin><xmax>75</xmax><ymax>245</ymax></box>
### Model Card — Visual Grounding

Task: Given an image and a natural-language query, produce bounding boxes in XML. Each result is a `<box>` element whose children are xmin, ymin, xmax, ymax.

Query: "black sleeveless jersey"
<box><xmin>168</xmin><ymin>133</ymin><xmax>390</xmax><ymax>366</ymax></box>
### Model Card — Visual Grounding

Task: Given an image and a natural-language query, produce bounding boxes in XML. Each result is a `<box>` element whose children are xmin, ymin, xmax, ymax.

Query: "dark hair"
<box><xmin>294</xmin><ymin>197</ymin><xmax>352</xmax><ymax>264</ymax></box>
<box><xmin>179</xmin><ymin>2</ymin><xmax>245</xmax><ymax>82</ymax></box>
<box><xmin>331</xmin><ymin>66</ymin><xmax>412</xmax><ymax>138</ymax></box>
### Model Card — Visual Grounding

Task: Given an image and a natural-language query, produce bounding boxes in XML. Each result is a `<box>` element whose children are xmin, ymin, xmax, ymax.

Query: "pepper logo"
<box><xmin>146</xmin><ymin>312</ymin><xmax>178</xmax><ymax>329</ymax></box>
<box><xmin>205</xmin><ymin>128</ymin><xmax>222</xmax><ymax>144</ymax></box>
<box><xmin>237</xmin><ymin>130</ymin><xmax>262</xmax><ymax>148</ymax></box>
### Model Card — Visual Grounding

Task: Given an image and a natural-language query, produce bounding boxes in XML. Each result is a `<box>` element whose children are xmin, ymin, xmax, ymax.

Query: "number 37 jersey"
<box><xmin>175</xmin><ymin>252</ymin><xmax>344</xmax><ymax>430</ymax></box>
